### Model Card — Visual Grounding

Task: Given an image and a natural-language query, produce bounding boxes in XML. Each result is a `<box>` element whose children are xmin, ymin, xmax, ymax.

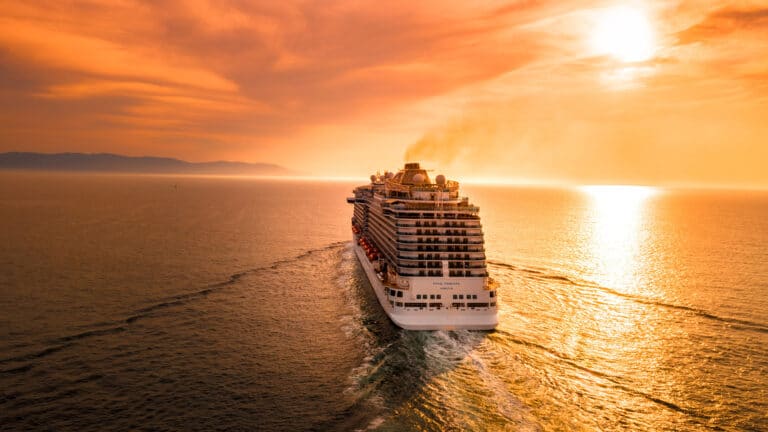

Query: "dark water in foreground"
<box><xmin>1</xmin><ymin>173</ymin><xmax>766</xmax><ymax>431</ymax></box>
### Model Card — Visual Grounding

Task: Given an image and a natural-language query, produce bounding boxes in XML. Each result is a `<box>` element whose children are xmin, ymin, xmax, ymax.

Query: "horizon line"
<box><xmin>3</xmin><ymin>169</ymin><xmax>767</xmax><ymax>191</ymax></box>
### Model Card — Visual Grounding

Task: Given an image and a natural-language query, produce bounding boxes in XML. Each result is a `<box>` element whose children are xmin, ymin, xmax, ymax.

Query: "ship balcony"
<box><xmin>397</xmin><ymin>261</ymin><xmax>487</xmax><ymax>269</ymax></box>
<box><xmin>396</xmin><ymin>228</ymin><xmax>483</xmax><ymax>236</ymax></box>
<box><xmin>397</xmin><ymin>250</ymin><xmax>486</xmax><ymax>257</ymax></box>
<box><xmin>397</xmin><ymin>244</ymin><xmax>486</xmax><ymax>254</ymax></box>
<box><xmin>396</xmin><ymin>252</ymin><xmax>486</xmax><ymax>261</ymax></box>
<box><xmin>398</xmin><ymin>268</ymin><xmax>443</xmax><ymax>277</ymax></box>
<box><xmin>395</xmin><ymin>218</ymin><xmax>481</xmax><ymax>227</ymax></box>
<box><xmin>397</xmin><ymin>269</ymin><xmax>488</xmax><ymax>278</ymax></box>
<box><xmin>384</xmin><ymin>201</ymin><xmax>479</xmax><ymax>211</ymax></box>
<box><xmin>395</xmin><ymin>215</ymin><xmax>481</xmax><ymax>224</ymax></box>
<box><xmin>399</xmin><ymin>258</ymin><xmax>487</xmax><ymax>265</ymax></box>
<box><xmin>396</xmin><ymin>237</ymin><xmax>484</xmax><ymax>245</ymax></box>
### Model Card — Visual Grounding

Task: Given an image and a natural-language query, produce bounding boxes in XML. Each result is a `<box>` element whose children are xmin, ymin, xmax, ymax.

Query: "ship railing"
<box><xmin>397</xmin><ymin>252</ymin><xmax>487</xmax><ymax>259</ymax></box>
<box><xmin>396</xmin><ymin>271</ymin><xmax>489</xmax><ymax>278</ymax></box>
<box><xmin>389</xmin><ymin>206</ymin><xmax>480</xmax><ymax>213</ymax></box>
<box><xmin>396</xmin><ymin>243</ymin><xmax>486</xmax><ymax>250</ymax></box>
<box><xmin>398</xmin><ymin>247</ymin><xmax>486</xmax><ymax>255</ymax></box>
<box><xmin>396</xmin><ymin>239</ymin><xmax>485</xmax><ymax>245</ymax></box>
<box><xmin>397</xmin><ymin>247</ymin><xmax>486</xmax><ymax>255</ymax></box>
<box><xmin>397</xmin><ymin>262</ymin><xmax>488</xmax><ymax>269</ymax></box>
<box><xmin>395</xmin><ymin>227</ymin><xmax>483</xmax><ymax>238</ymax></box>
<box><xmin>384</xmin><ymin>201</ymin><xmax>479</xmax><ymax>212</ymax></box>
<box><xmin>395</xmin><ymin>219</ymin><xmax>481</xmax><ymax>226</ymax></box>
<box><xmin>395</xmin><ymin>220</ymin><xmax>482</xmax><ymax>228</ymax></box>
<box><xmin>409</xmin><ymin>180</ymin><xmax>459</xmax><ymax>191</ymax></box>
<box><xmin>398</xmin><ymin>256</ymin><xmax>486</xmax><ymax>262</ymax></box>
<box><xmin>395</xmin><ymin>254</ymin><xmax>487</xmax><ymax>261</ymax></box>
<box><xmin>384</xmin><ymin>179</ymin><xmax>459</xmax><ymax>192</ymax></box>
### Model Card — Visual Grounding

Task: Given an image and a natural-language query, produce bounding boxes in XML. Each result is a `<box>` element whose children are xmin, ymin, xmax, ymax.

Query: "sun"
<box><xmin>590</xmin><ymin>6</ymin><xmax>655</xmax><ymax>62</ymax></box>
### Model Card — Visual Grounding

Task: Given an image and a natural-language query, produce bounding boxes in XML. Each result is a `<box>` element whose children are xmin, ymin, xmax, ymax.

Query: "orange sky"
<box><xmin>1</xmin><ymin>1</ymin><xmax>767</xmax><ymax>186</ymax></box>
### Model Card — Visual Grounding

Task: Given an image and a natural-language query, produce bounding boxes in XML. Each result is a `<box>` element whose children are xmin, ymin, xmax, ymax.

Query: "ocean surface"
<box><xmin>1</xmin><ymin>172</ymin><xmax>766</xmax><ymax>431</ymax></box>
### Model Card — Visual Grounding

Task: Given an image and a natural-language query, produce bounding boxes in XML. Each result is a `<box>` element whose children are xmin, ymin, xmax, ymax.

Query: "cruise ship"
<box><xmin>346</xmin><ymin>163</ymin><xmax>498</xmax><ymax>330</ymax></box>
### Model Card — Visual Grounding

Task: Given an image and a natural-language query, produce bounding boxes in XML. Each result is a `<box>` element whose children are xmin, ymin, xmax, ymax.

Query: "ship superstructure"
<box><xmin>346</xmin><ymin>163</ymin><xmax>498</xmax><ymax>330</ymax></box>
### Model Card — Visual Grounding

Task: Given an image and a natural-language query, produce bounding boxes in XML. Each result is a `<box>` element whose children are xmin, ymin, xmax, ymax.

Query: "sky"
<box><xmin>1</xmin><ymin>0</ymin><xmax>767</xmax><ymax>186</ymax></box>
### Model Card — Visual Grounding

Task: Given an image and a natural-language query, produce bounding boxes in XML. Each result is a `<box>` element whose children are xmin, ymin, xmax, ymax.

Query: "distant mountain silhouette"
<box><xmin>0</xmin><ymin>152</ymin><xmax>295</xmax><ymax>176</ymax></box>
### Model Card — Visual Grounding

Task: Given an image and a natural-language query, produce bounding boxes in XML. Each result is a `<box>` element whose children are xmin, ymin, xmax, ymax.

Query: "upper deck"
<box><xmin>353</xmin><ymin>162</ymin><xmax>474</xmax><ymax>207</ymax></box>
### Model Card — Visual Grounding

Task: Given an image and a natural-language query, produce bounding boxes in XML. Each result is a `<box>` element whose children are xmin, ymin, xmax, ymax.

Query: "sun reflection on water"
<box><xmin>581</xmin><ymin>185</ymin><xmax>657</xmax><ymax>293</ymax></box>
<box><xmin>565</xmin><ymin>186</ymin><xmax>674</xmax><ymax>424</ymax></box>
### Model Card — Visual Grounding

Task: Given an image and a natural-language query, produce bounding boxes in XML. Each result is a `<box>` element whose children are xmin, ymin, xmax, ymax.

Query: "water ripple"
<box><xmin>0</xmin><ymin>242</ymin><xmax>349</xmax><ymax>376</ymax></box>
<box><xmin>488</xmin><ymin>260</ymin><xmax>768</xmax><ymax>333</ymax></box>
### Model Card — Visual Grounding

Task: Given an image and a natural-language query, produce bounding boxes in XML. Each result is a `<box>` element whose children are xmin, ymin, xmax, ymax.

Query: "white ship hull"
<box><xmin>353</xmin><ymin>242</ymin><xmax>498</xmax><ymax>331</ymax></box>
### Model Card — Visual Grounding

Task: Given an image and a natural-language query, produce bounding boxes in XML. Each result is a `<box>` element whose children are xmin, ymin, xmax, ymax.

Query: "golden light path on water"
<box><xmin>581</xmin><ymin>185</ymin><xmax>657</xmax><ymax>293</ymax></box>
<box><xmin>579</xmin><ymin>185</ymin><xmax>658</xmax><ymax>344</ymax></box>
<box><xmin>556</xmin><ymin>185</ymin><xmax>677</xmax><ymax>429</ymax></box>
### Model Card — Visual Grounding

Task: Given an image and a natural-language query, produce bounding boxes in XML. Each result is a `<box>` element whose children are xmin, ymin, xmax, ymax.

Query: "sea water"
<box><xmin>0</xmin><ymin>172</ymin><xmax>766</xmax><ymax>431</ymax></box>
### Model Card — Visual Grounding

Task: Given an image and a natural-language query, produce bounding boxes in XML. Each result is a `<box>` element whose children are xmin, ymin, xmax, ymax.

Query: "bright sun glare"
<box><xmin>591</xmin><ymin>6</ymin><xmax>655</xmax><ymax>62</ymax></box>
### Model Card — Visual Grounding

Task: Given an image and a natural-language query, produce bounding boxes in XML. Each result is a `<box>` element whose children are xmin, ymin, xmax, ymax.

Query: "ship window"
<box><xmin>459</xmin><ymin>294</ymin><xmax>464</xmax><ymax>299</ymax></box>
<box><xmin>437</xmin><ymin>294</ymin><xmax>441</xmax><ymax>299</ymax></box>
<box><xmin>397</xmin><ymin>291</ymin><xmax>403</xmax><ymax>298</ymax></box>
<box><xmin>452</xmin><ymin>294</ymin><xmax>457</xmax><ymax>300</ymax></box>
<box><xmin>490</xmin><ymin>291</ymin><xmax>495</xmax><ymax>298</ymax></box>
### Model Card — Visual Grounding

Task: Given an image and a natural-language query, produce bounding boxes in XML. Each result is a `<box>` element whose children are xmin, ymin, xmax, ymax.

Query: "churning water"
<box><xmin>0</xmin><ymin>173</ymin><xmax>766</xmax><ymax>431</ymax></box>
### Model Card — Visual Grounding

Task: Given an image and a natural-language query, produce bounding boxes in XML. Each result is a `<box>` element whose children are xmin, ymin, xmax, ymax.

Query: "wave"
<box><xmin>491</xmin><ymin>330</ymin><xmax>713</xmax><ymax>424</ymax></box>
<box><xmin>487</xmin><ymin>260</ymin><xmax>768</xmax><ymax>334</ymax></box>
<box><xmin>0</xmin><ymin>241</ymin><xmax>350</xmax><ymax>374</ymax></box>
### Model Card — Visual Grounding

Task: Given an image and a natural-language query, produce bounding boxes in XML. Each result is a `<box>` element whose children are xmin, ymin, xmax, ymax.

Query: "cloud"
<box><xmin>677</xmin><ymin>5</ymin><xmax>768</xmax><ymax>44</ymax></box>
<box><xmin>1</xmin><ymin>0</ymin><xmax>767</xmax><ymax>185</ymax></box>
<box><xmin>0</xmin><ymin>17</ymin><xmax>238</xmax><ymax>92</ymax></box>
<box><xmin>0</xmin><ymin>0</ymin><xmax>557</xmax><ymax>163</ymax></box>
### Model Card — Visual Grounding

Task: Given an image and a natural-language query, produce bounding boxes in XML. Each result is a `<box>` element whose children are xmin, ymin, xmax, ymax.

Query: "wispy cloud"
<box><xmin>677</xmin><ymin>5</ymin><xmax>768</xmax><ymax>43</ymax></box>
